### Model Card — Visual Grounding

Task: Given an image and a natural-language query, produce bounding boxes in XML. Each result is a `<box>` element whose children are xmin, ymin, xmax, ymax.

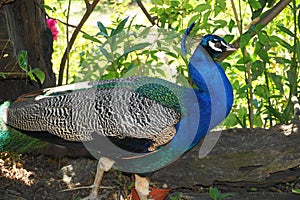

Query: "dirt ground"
<box><xmin>1</xmin><ymin>150</ymin><xmax>300</xmax><ymax>200</ymax></box>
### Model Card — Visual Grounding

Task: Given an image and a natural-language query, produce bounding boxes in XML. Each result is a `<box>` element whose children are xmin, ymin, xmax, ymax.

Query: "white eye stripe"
<box><xmin>208</xmin><ymin>41</ymin><xmax>222</xmax><ymax>52</ymax></box>
<box><xmin>220</xmin><ymin>40</ymin><xmax>228</xmax><ymax>47</ymax></box>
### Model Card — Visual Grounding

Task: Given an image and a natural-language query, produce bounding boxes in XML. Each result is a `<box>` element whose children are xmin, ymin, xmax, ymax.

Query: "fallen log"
<box><xmin>152</xmin><ymin>122</ymin><xmax>300</xmax><ymax>187</ymax></box>
<box><xmin>31</xmin><ymin>122</ymin><xmax>300</xmax><ymax>188</ymax></box>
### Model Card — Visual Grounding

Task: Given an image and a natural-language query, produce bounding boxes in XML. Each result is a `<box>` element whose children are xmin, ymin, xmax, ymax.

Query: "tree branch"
<box><xmin>65</xmin><ymin>0</ymin><xmax>71</xmax><ymax>85</ymax></box>
<box><xmin>136</xmin><ymin>0</ymin><xmax>156</xmax><ymax>26</ymax></box>
<box><xmin>45</xmin><ymin>15</ymin><xmax>90</xmax><ymax>35</ymax></box>
<box><xmin>218</xmin><ymin>0</ymin><xmax>292</xmax><ymax>61</ymax></box>
<box><xmin>57</xmin><ymin>0</ymin><xmax>100</xmax><ymax>86</ymax></box>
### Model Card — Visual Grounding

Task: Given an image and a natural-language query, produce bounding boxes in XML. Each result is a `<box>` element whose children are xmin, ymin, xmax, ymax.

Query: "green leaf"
<box><xmin>228</xmin><ymin>19</ymin><xmax>235</xmax><ymax>32</ymax></box>
<box><xmin>257</xmin><ymin>32</ymin><xmax>269</xmax><ymax>44</ymax></box>
<box><xmin>30</xmin><ymin>68</ymin><xmax>45</xmax><ymax>84</ymax></box>
<box><xmin>240</xmin><ymin>33</ymin><xmax>252</xmax><ymax>49</ymax></box>
<box><xmin>139</xmin><ymin>27</ymin><xmax>152</xmax><ymax>38</ymax></box>
<box><xmin>119</xmin><ymin>43</ymin><xmax>151</xmax><ymax>60</ymax></box>
<box><xmin>277</xmin><ymin>24</ymin><xmax>295</xmax><ymax>37</ymax></box>
<box><xmin>296</xmin><ymin>42</ymin><xmax>300</xmax><ymax>64</ymax></box>
<box><xmin>0</xmin><ymin>73</ymin><xmax>6</xmax><ymax>78</ymax></box>
<box><xmin>223</xmin><ymin>34</ymin><xmax>234</xmax><ymax>43</ymax></box>
<box><xmin>209</xmin><ymin>187</ymin><xmax>220</xmax><ymax>200</ymax></box>
<box><xmin>265</xmin><ymin>105</ymin><xmax>283</xmax><ymax>121</ymax></box>
<box><xmin>254</xmin><ymin>113</ymin><xmax>263</xmax><ymax>127</ymax></box>
<box><xmin>194</xmin><ymin>4</ymin><xmax>211</xmax><ymax>13</ymax></box>
<box><xmin>153</xmin><ymin>0</ymin><xmax>163</xmax><ymax>6</ymax></box>
<box><xmin>270</xmin><ymin>35</ymin><xmax>293</xmax><ymax>51</ymax></box>
<box><xmin>224</xmin><ymin>113</ymin><xmax>239</xmax><ymax>127</ymax></box>
<box><xmin>42</xmin><ymin>4</ymin><xmax>53</xmax><ymax>11</ymax></box>
<box><xmin>254</xmin><ymin>85</ymin><xmax>270</xmax><ymax>98</ymax></box>
<box><xmin>121</xmin><ymin>62</ymin><xmax>135</xmax><ymax>77</ymax></box>
<box><xmin>214</xmin><ymin>20</ymin><xmax>227</xmax><ymax>27</ymax></box>
<box><xmin>251</xmin><ymin>60</ymin><xmax>265</xmax><ymax>79</ymax></box>
<box><xmin>235</xmin><ymin>107</ymin><xmax>248</xmax><ymax>128</ymax></box>
<box><xmin>189</xmin><ymin>14</ymin><xmax>201</xmax><ymax>26</ymax></box>
<box><xmin>219</xmin><ymin>193</ymin><xmax>234</xmax><ymax>200</ymax></box>
<box><xmin>83</xmin><ymin>33</ymin><xmax>102</xmax><ymax>43</ymax></box>
<box><xmin>258</xmin><ymin>49</ymin><xmax>270</xmax><ymax>63</ymax></box>
<box><xmin>111</xmin><ymin>17</ymin><xmax>129</xmax><ymax>36</ymax></box>
<box><xmin>292</xmin><ymin>189</ymin><xmax>300</xmax><ymax>194</ymax></box>
<box><xmin>215</xmin><ymin>0</ymin><xmax>226</xmax><ymax>16</ymax></box>
<box><xmin>170</xmin><ymin>0</ymin><xmax>180</xmax><ymax>7</ymax></box>
<box><xmin>202</xmin><ymin>11</ymin><xmax>211</xmax><ymax>25</ymax></box>
<box><xmin>248</xmin><ymin>0</ymin><xmax>262</xmax><ymax>10</ymax></box>
<box><xmin>298</xmin><ymin>10</ymin><xmax>300</xmax><ymax>33</ymax></box>
<box><xmin>267</xmin><ymin>72</ymin><xmax>284</xmax><ymax>93</ymax></box>
<box><xmin>255</xmin><ymin>23</ymin><xmax>265</xmax><ymax>33</ymax></box>
<box><xmin>97</xmin><ymin>21</ymin><xmax>108</xmax><ymax>37</ymax></box>
<box><xmin>18</xmin><ymin>50</ymin><xmax>29</xmax><ymax>72</ymax></box>
<box><xmin>254</xmin><ymin>42</ymin><xmax>263</xmax><ymax>53</ymax></box>
<box><xmin>99</xmin><ymin>46</ymin><xmax>113</xmax><ymax>62</ymax></box>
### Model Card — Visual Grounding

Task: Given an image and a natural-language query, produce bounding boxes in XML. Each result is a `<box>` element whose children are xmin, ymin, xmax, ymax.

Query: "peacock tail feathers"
<box><xmin>0</xmin><ymin>101</ymin><xmax>10</xmax><ymax>151</ymax></box>
<box><xmin>1</xmin><ymin>101</ymin><xmax>47</xmax><ymax>153</ymax></box>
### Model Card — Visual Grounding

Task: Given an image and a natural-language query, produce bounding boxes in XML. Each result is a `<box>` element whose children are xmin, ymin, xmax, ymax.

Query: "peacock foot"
<box><xmin>82</xmin><ymin>157</ymin><xmax>115</xmax><ymax>200</ymax></box>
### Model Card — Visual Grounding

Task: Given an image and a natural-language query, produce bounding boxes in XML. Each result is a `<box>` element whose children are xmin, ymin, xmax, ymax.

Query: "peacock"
<box><xmin>0</xmin><ymin>23</ymin><xmax>236</xmax><ymax>200</ymax></box>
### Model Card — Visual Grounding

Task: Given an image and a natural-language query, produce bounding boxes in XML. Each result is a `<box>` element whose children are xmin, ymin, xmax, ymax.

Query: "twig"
<box><xmin>65</xmin><ymin>0</ymin><xmax>71</xmax><ymax>85</ymax></box>
<box><xmin>231</xmin><ymin>0</ymin><xmax>254</xmax><ymax>128</ymax></box>
<box><xmin>57</xmin><ymin>0</ymin><xmax>101</xmax><ymax>86</ymax></box>
<box><xmin>46</xmin><ymin>15</ymin><xmax>90</xmax><ymax>35</ymax></box>
<box><xmin>230</xmin><ymin>0</ymin><xmax>242</xmax><ymax>34</ymax></box>
<box><xmin>60</xmin><ymin>184</ymin><xmax>114</xmax><ymax>192</ymax></box>
<box><xmin>219</xmin><ymin>0</ymin><xmax>292</xmax><ymax>61</ymax></box>
<box><xmin>136</xmin><ymin>0</ymin><xmax>156</xmax><ymax>26</ymax></box>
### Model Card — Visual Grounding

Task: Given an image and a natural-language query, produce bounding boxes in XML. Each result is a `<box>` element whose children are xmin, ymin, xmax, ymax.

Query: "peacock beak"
<box><xmin>226</xmin><ymin>44</ymin><xmax>237</xmax><ymax>52</ymax></box>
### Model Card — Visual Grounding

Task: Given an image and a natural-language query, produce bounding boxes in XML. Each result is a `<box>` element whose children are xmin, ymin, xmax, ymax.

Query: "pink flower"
<box><xmin>46</xmin><ymin>19</ymin><xmax>59</xmax><ymax>40</ymax></box>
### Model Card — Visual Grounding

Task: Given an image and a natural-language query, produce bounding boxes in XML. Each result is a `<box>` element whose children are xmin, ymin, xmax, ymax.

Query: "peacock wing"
<box><xmin>7</xmin><ymin>76</ymin><xmax>183</xmax><ymax>151</ymax></box>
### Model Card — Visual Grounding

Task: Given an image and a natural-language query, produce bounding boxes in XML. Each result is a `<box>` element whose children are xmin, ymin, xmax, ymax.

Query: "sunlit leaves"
<box><xmin>194</xmin><ymin>4</ymin><xmax>211</xmax><ymax>12</ymax></box>
<box><xmin>228</xmin><ymin>19</ymin><xmax>235</xmax><ymax>32</ymax></box>
<box><xmin>96</xmin><ymin>21</ymin><xmax>108</xmax><ymax>37</ymax></box>
<box><xmin>270</xmin><ymin>35</ymin><xmax>293</xmax><ymax>52</ymax></box>
<box><xmin>277</xmin><ymin>24</ymin><xmax>295</xmax><ymax>37</ymax></box>
<box><xmin>247</xmin><ymin>0</ymin><xmax>262</xmax><ymax>10</ymax></box>
<box><xmin>240</xmin><ymin>33</ymin><xmax>252</xmax><ymax>49</ymax></box>
<box><xmin>111</xmin><ymin>17</ymin><xmax>129</xmax><ymax>36</ymax></box>
<box><xmin>251</xmin><ymin>60</ymin><xmax>264</xmax><ymax>79</ymax></box>
<box><xmin>267</xmin><ymin>73</ymin><xmax>284</xmax><ymax>93</ymax></box>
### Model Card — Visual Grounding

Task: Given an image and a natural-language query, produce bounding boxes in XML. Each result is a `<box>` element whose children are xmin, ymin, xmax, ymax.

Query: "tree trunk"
<box><xmin>0</xmin><ymin>0</ymin><xmax>56</xmax><ymax>101</ymax></box>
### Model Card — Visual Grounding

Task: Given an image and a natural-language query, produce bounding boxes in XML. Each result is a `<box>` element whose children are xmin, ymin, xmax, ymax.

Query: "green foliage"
<box><xmin>1</xmin><ymin>101</ymin><xmax>46</xmax><ymax>152</ymax></box>
<box><xmin>44</xmin><ymin>0</ymin><xmax>300</xmax><ymax>128</ymax></box>
<box><xmin>292</xmin><ymin>188</ymin><xmax>300</xmax><ymax>194</ymax></box>
<box><xmin>169</xmin><ymin>192</ymin><xmax>183</xmax><ymax>200</ymax></box>
<box><xmin>1</xmin><ymin>129</ymin><xmax>47</xmax><ymax>153</ymax></box>
<box><xmin>209</xmin><ymin>186</ymin><xmax>233</xmax><ymax>200</ymax></box>
<box><xmin>75</xmin><ymin>16</ymin><xmax>187</xmax><ymax>84</ymax></box>
<box><xmin>0</xmin><ymin>50</ymin><xmax>45</xmax><ymax>83</ymax></box>
<box><xmin>17</xmin><ymin>50</ymin><xmax>45</xmax><ymax>84</ymax></box>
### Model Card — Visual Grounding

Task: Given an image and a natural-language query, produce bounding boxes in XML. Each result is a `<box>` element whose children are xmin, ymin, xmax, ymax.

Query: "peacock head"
<box><xmin>200</xmin><ymin>34</ymin><xmax>236</xmax><ymax>59</ymax></box>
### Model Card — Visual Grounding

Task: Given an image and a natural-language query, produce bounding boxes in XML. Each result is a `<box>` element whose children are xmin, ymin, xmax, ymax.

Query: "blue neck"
<box><xmin>189</xmin><ymin>45</ymin><xmax>233</xmax><ymax>120</ymax></box>
<box><xmin>173</xmin><ymin>45</ymin><xmax>233</xmax><ymax>149</ymax></box>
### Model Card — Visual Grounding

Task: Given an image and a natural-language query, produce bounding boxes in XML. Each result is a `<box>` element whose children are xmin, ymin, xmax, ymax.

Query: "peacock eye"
<box><xmin>215</xmin><ymin>41</ymin><xmax>221</xmax><ymax>48</ymax></box>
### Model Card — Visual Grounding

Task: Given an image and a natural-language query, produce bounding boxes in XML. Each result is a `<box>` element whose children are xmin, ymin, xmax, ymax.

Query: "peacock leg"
<box><xmin>83</xmin><ymin>157</ymin><xmax>115</xmax><ymax>200</ymax></box>
<box><xmin>134</xmin><ymin>174</ymin><xmax>150</xmax><ymax>200</ymax></box>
